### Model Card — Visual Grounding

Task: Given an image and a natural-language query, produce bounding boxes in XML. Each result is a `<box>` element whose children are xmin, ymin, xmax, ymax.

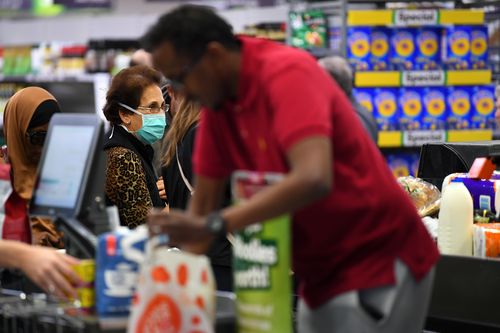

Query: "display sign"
<box><xmin>402</xmin><ymin>70</ymin><xmax>445</xmax><ymax>86</ymax></box>
<box><xmin>394</xmin><ymin>10</ymin><xmax>438</xmax><ymax>26</ymax></box>
<box><xmin>232</xmin><ymin>171</ymin><xmax>293</xmax><ymax>333</ymax></box>
<box><xmin>403</xmin><ymin>130</ymin><xmax>446</xmax><ymax>147</ymax></box>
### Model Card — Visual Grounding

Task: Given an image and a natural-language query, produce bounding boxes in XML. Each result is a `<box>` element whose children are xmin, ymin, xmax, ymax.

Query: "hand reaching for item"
<box><xmin>18</xmin><ymin>246</ymin><xmax>82</xmax><ymax>299</ymax></box>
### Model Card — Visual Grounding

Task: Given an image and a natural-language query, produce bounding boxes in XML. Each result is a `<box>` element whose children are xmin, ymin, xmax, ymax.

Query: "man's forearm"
<box><xmin>0</xmin><ymin>240</ymin><xmax>28</xmax><ymax>270</ymax></box>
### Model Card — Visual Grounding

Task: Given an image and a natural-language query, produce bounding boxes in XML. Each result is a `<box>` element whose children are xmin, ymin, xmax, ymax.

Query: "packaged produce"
<box><xmin>421</xmin><ymin>87</ymin><xmax>448</xmax><ymax>130</ymax></box>
<box><xmin>370</xmin><ymin>27</ymin><xmax>391</xmax><ymax>71</ymax></box>
<box><xmin>390</xmin><ymin>28</ymin><xmax>416</xmax><ymax>70</ymax></box>
<box><xmin>470</xmin><ymin>85</ymin><xmax>496</xmax><ymax>129</ymax></box>
<box><xmin>442</xmin><ymin>26</ymin><xmax>471</xmax><ymax>70</ymax></box>
<box><xmin>398</xmin><ymin>87</ymin><xmax>423</xmax><ymax>130</ymax></box>
<box><xmin>447</xmin><ymin>86</ymin><xmax>472</xmax><ymax>130</ymax></box>
<box><xmin>415</xmin><ymin>27</ymin><xmax>441</xmax><ymax>70</ymax></box>
<box><xmin>397</xmin><ymin>176</ymin><xmax>441</xmax><ymax>217</ymax></box>
<box><xmin>373</xmin><ymin>88</ymin><xmax>399</xmax><ymax>131</ymax></box>
<box><xmin>347</xmin><ymin>27</ymin><xmax>371</xmax><ymax>71</ymax></box>
<box><xmin>470</xmin><ymin>26</ymin><xmax>489</xmax><ymax>70</ymax></box>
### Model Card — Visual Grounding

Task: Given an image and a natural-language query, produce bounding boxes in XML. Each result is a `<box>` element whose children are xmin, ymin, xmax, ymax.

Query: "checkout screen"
<box><xmin>33</xmin><ymin>125</ymin><xmax>95</xmax><ymax>209</ymax></box>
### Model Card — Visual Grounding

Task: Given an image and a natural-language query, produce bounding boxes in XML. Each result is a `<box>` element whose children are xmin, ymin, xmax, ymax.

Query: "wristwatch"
<box><xmin>205</xmin><ymin>212</ymin><xmax>227</xmax><ymax>237</ymax></box>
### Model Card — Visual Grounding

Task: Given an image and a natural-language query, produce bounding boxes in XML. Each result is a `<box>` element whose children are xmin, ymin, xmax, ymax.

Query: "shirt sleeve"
<box><xmin>268</xmin><ymin>65</ymin><xmax>333</xmax><ymax>152</ymax></box>
<box><xmin>105</xmin><ymin>147</ymin><xmax>153</xmax><ymax>228</ymax></box>
<box><xmin>192</xmin><ymin>109</ymin><xmax>233</xmax><ymax>179</ymax></box>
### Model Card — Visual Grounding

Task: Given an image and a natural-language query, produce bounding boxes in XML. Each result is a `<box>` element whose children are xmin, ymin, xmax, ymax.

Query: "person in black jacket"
<box><xmin>319</xmin><ymin>56</ymin><xmax>379</xmax><ymax>143</ymax></box>
<box><xmin>103</xmin><ymin>65</ymin><xmax>167</xmax><ymax>228</ymax></box>
<box><xmin>161</xmin><ymin>87</ymin><xmax>233</xmax><ymax>291</ymax></box>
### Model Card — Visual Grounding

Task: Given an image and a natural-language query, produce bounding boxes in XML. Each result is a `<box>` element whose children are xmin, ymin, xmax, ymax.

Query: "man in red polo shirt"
<box><xmin>143</xmin><ymin>5</ymin><xmax>439</xmax><ymax>332</ymax></box>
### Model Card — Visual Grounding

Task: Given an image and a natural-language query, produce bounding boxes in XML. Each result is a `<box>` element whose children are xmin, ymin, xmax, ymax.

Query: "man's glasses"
<box><xmin>26</xmin><ymin>130</ymin><xmax>47</xmax><ymax>146</ymax></box>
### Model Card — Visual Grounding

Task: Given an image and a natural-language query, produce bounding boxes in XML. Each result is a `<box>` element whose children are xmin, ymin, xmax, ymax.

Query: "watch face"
<box><xmin>208</xmin><ymin>214</ymin><xmax>224</xmax><ymax>234</ymax></box>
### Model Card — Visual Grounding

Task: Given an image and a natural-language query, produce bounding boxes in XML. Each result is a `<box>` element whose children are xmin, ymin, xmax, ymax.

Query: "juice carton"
<box><xmin>415</xmin><ymin>27</ymin><xmax>442</xmax><ymax>70</ymax></box>
<box><xmin>373</xmin><ymin>88</ymin><xmax>399</xmax><ymax>131</ymax></box>
<box><xmin>470</xmin><ymin>85</ymin><xmax>496</xmax><ymax>129</ymax></box>
<box><xmin>442</xmin><ymin>26</ymin><xmax>471</xmax><ymax>70</ymax></box>
<box><xmin>390</xmin><ymin>28</ymin><xmax>416</xmax><ymax>71</ymax></box>
<box><xmin>347</xmin><ymin>27</ymin><xmax>371</xmax><ymax>71</ymax></box>
<box><xmin>421</xmin><ymin>87</ymin><xmax>448</xmax><ymax>130</ymax></box>
<box><xmin>398</xmin><ymin>87</ymin><xmax>423</xmax><ymax>131</ymax></box>
<box><xmin>386</xmin><ymin>153</ymin><xmax>410</xmax><ymax>178</ymax></box>
<box><xmin>470</xmin><ymin>26</ymin><xmax>489</xmax><ymax>69</ymax></box>
<box><xmin>352</xmin><ymin>88</ymin><xmax>374</xmax><ymax>113</ymax></box>
<box><xmin>447</xmin><ymin>86</ymin><xmax>472</xmax><ymax>130</ymax></box>
<box><xmin>370</xmin><ymin>27</ymin><xmax>392</xmax><ymax>71</ymax></box>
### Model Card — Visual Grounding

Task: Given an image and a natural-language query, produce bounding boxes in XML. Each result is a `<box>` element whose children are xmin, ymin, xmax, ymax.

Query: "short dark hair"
<box><xmin>103</xmin><ymin>65</ymin><xmax>162</xmax><ymax>126</ymax></box>
<box><xmin>142</xmin><ymin>5</ymin><xmax>239</xmax><ymax>60</ymax></box>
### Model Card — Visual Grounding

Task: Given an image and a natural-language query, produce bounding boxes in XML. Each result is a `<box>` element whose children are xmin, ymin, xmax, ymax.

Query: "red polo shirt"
<box><xmin>193</xmin><ymin>37</ymin><xmax>439</xmax><ymax>308</ymax></box>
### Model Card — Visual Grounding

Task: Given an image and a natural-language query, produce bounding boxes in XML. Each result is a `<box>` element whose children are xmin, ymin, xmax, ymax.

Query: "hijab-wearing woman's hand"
<box><xmin>19</xmin><ymin>246</ymin><xmax>82</xmax><ymax>299</ymax></box>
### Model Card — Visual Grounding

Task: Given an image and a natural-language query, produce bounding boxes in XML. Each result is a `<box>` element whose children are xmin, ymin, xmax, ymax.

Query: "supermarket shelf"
<box><xmin>378</xmin><ymin>130</ymin><xmax>493</xmax><ymax>148</ymax></box>
<box><xmin>0</xmin><ymin>73</ymin><xmax>109</xmax><ymax>83</ymax></box>
<box><xmin>355</xmin><ymin>70</ymin><xmax>492</xmax><ymax>87</ymax></box>
<box><xmin>348</xmin><ymin>9</ymin><xmax>484</xmax><ymax>26</ymax></box>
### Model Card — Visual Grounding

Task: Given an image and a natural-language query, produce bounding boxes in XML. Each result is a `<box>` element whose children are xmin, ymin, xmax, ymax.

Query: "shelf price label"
<box><xmin>403</xmin><ymin>130</ymin><xmax>446</xmax><ymax>147</ymax></box>
<box><xmin>394</xmin><ymin>10</ymin><xmax>438</xmax><ymax>26</ymax></box>
<box><xmin>402</xmin><ymin>71</ymin><xmax>445</xmax><ymax>86</ymax></box>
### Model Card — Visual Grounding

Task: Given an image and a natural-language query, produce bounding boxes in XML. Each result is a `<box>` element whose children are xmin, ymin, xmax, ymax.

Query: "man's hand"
<box><xmin>157</xmin><ymin>177</ymin><xmax>167</xmax><ymax>201</ymax></box>
<box><xmin>148</xmin><ymin>209</ymin><xmax>214</xmax><ymax>254</ymax></box>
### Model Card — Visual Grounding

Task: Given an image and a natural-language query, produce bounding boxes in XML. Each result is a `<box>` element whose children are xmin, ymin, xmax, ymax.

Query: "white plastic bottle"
<box><xmin>438</xmin><ymin>182</ymin><xmax>474</xmax><ymax>256</ymax></box>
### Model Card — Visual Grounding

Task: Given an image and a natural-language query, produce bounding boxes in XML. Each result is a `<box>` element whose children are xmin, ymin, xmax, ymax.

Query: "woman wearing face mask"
<box><xmin>103</xmin><ymin>65</ymin><xmax>167</xmax><ymax>228</ymax></box>
<box><xmin>3</xmin><ymin>87</ymin><xmax>64</xmax><ymax>248</ymax></box>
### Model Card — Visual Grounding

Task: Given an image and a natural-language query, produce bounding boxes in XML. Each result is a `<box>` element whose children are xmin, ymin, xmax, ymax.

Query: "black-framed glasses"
<box><xmin>26</xmin><ymin>130</ymin><xmax>47</xmax><ymax>146</ymax></box>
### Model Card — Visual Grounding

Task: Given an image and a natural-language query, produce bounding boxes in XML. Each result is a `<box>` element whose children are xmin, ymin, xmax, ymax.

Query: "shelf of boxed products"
<box><xmin>0</xmin><ymin>73</ymin><xmax>102</xmax><ymax>83</ymax></box>
<box><xmin>378</xmin><ymin>129</ymin><xmax>493</xmax><ymax>148</ymax></box>
<box><xmin>347</xmin><ymin>9</ymin><xmax>485</xmax><ymax>26</ymax></box>
<box><xmin>354</xmin><ymin>70</ymin><xmax>492</xmax><ymax>87</ymax></box>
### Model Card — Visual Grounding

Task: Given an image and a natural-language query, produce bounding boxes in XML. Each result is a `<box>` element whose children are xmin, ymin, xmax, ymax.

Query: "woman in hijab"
<box><xmin>3</xmin><ymin>87</ymin><xmax>63</xmax><ymax>247</ymax></box>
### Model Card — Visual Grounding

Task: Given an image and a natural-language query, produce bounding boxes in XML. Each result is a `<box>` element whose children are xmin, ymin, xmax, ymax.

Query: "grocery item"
<box><xmin>442</xmin><ymin>26</ymin><xmax>471</xmax><ymax>70</ymax></box>
<box><xmin>347</xmin><ymin>27</ymin><xmax>371</xmax><ymax>71</ymax></box>
<box><xmin>387</xmin><ymin>154</ymin><xmax>410</xmax><ymax>178</ymax></box>
<box><xmin>473</xmin><ymin>223</ymin><xmax>500</xmax><ymax>258</ymax></box>
<box><xmin>438</xmin><ymin>182</ymin><xmax>473</xmax><ymax>256</ymax></box>
<box><xmin>370</xmin><ymin>27</ymin><xmax>391</xmax><ymax>71</ymax></box>
<box><xmin>398</xmin><ymin>87</ymin><xmax>423</xmax><ymax>130</ymax></box>
<box><xmin>470</xmin><ymin>26</ymin><xmax>489</xmax><ymax>70</ymax></box>
<box><xmin>127</xmin><ymin>249</ymin><xmax>215</xmax><ymax>333</ymax></box>
<box><xmin>415</xmin><ymin>27</ymin><xmax>441</xmax><ymax>70</ymax></box>
<box><xmin>352</xmin><ymin>88</ymin><xmax>374</xmax><ymax>113</ymax></box>
<box><xmin>390</xmin><ymin>28</ymin><xmax>416</xmax><ymax>70</ymax></box>
<box><xmin>373</xmin><ymin>88</ymin><xmax>399</xmax><ymax>131</ymax></box>
<box><xmin>73</xmin><ymin>259</ymin><xmax>96</xmax><ymax>312</ymax></box>
<box><xmin>397</xmin><ymin>176</ymin><xmax>441</xmax><ymax>217</ymax></box>
<box><xmin>470</xmin><ymin>85</ymin><xmax>496</xmax><ymax>129</ymax></box>
<box><xmin>443</xmin><ymin>173</ymin><xmax>500</xmax><ymax>215</ymax></box>
<box><xmin>409</xmin><ymin>152</ymin><xmax>420</xmax><ymax>177</ymax></box>
<box><xmin>96</xmin><ymin>226</ymin><xmax>148</xmax><ymax>318</ymax></box>
<box><xmin>289</xmin><ymin>10</ymin><xmax>327</xmax><ymax>49</ymax></box>
<box><xmin>421</xmin><ymin>87</ymin><xmax>448</xmax><ymax>130</ymax></box>
<box><xmin>446</xmin><ymin>86</ymin><xmax>472</xmax><ymax>130</ymax></box>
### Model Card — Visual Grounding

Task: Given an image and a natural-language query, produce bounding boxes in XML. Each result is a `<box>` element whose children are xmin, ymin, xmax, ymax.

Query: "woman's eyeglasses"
<box><xmin>137</xmin><ymin>104</ymin><xmax>170</xmax><ymax>114</ymax></box>
<box><xmin>26</xmin><ymin>130</ymin><xmax>47</xmax><ymax>146</ymax></box>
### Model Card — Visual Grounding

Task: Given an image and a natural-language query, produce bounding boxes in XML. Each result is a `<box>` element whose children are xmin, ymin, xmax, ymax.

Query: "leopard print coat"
<box><xmin>105</xmin><ymin>146</ymin><xmax>152</xmax><ymax>228</ymax></box>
